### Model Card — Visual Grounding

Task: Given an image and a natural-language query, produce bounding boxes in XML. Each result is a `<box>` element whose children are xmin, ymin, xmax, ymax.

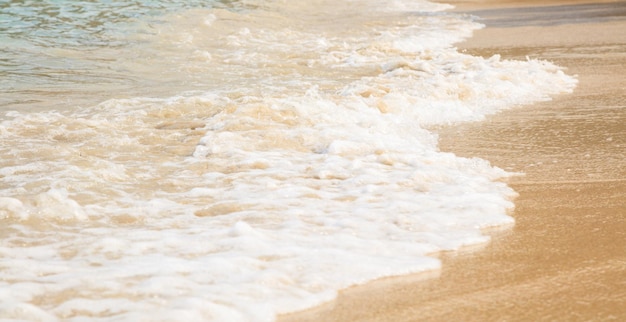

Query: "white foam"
<box><xmin>0</xmin><ymin>0</ymin><xmax>576</xmax><ymax>320</ymax></box>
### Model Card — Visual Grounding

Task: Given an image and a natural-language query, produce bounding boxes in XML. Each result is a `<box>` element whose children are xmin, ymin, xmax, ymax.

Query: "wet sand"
<box><xmin>280</xmin><ymin>1</ymin><xmax>626</xmax><ymax>321</ymax></box>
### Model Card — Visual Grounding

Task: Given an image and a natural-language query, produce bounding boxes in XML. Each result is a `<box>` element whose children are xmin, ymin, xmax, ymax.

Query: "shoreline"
<box><xmin>280</xmin><ymin>1</ymin><xmax>626</xmax><ymax>321</ymax></box>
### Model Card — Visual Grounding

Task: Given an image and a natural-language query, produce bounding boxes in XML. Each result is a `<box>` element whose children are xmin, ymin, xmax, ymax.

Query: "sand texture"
<box><xmin>280</xmin><ymin>1</ymin><xmax>626</xmax><ymax>321</ymax></box>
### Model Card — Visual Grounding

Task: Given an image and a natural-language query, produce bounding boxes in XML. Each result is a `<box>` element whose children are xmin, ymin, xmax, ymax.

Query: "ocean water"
<box><xmin>0</xmin><ymin>0</ymin><xmax>576</xmax><ymax>321</ymax></box>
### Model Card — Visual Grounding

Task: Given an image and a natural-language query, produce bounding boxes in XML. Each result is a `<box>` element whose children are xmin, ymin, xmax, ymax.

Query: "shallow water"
<box><xmin>0</xmin><ymin>0</ymin><xmax>576</xmax><ymax>320</ymax></box>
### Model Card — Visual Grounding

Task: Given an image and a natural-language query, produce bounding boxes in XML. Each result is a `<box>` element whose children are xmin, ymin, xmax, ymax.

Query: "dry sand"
<box><xmin>280</xmin><ymin>1</ymin><xmax>626</xmax><ymax>321</ymax></box>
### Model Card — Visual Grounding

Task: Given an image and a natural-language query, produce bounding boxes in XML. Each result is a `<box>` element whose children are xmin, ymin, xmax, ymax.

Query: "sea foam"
<box><xmin>0</xmin><ymin>0</ymin><xmax>576</xmax><ymax>320</ymax></box>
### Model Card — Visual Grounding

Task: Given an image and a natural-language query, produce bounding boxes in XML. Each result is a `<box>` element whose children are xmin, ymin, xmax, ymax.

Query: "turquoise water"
<box><xmin>1</xmin><ymin>0</ymin><xmax>223</xmax><ymax>110</ymax></box>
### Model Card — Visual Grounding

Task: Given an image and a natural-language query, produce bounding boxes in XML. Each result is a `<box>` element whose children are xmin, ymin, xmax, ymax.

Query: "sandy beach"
<box><xmin>280</xmin><ymin>1</ymin><xmax>626</xmax><ymax>321</ymax></box>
